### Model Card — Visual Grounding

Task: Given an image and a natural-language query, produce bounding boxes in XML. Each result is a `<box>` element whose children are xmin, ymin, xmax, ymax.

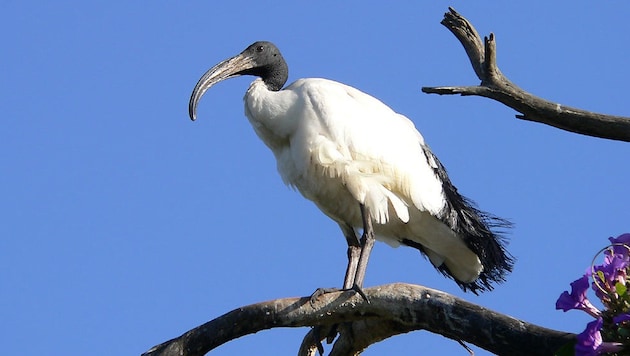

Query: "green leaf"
<box><xmin>616</xmin><ymin>282</ymin><xmax>627</xmax><ymax>297</ymax></box>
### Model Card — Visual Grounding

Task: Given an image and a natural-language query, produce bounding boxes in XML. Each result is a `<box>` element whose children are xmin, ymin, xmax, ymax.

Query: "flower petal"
<box><xmin>575</xmin><ymin>318</ymin><xmax>603</xmax><ymax>356</ymax></box>
<box><xmin>556</xmin><ymin>274</ymin><xmax>601</xmax><ymax>317</ymax></box>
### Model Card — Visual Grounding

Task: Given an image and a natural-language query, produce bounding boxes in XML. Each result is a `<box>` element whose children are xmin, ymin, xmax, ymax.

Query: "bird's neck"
<box><xmin>244</xmin><ymin>79</ymin><xmax>295</xmax><ymax>152</ymax></box>
<box><xmin>264</xmin><ymin>61</ymin><xmax>288</xmax><ymax>91</ymax></box>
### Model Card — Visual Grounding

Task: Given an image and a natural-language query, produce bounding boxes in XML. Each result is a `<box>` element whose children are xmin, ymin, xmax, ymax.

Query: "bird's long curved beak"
<box><xmin>189</xmin><ymin>53</ymin><xmax>256</xmax><ymax>121</ymax></box>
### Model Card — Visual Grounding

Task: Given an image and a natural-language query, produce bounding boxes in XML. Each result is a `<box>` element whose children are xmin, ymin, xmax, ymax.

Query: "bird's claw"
<box><xmin>350</xmin><ymin>284</ymin><xmax>370</xmax><ymax>304</ymax></box>
<box><xmin>309</xmin><ymin>285</ymin><xmax>369</xmax><ymax>308</ymax></box>
<box><xmin>309</xmin><ymin>287</ymin><xmax>341</xmax><ymax>308</ymax></box>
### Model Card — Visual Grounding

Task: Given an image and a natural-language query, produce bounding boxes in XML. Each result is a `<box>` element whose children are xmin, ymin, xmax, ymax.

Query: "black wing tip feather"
<box><xmin>435</xmin><ymin>194</ymin><xmax>515</xmax><ymax>294</ymax></box>
<box><xmin>419</xmin><ymin>145</ymin><xmax>515</xmax><ymax>293</ymax></box>
<box><xmin>450</xmin><ymin>194</ymin><xmax>515</xmax><ymax>294</ymax></box>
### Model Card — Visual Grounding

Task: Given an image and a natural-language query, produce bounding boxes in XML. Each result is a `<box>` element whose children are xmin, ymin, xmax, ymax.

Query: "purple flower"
<box><xmin>559</xmin><ymin>234</ymin><xmax>630</xmax><ymax>355</ymax></box>
<box><xmin>596</xmin><ymin>254</ymin><xmax>628</xmax><ymax>284</ymax></box>
<box><xmin>576</xmin><ymin>318</ymin><xmax>604</xmax><ymax>356</ymax></box>
<box><xmin>592</xmin><ymin>254</ymin><xmax>629</xmax><ymax>300</ymax></box>
<box><xmin>609</xmin><ymin>233</ymin><xmax>630</xmax><ymax>246</ymax></box>
<box><xmin>575</xmin><ymin>318</ymin><xmax>623</xmax><ymax>355</ymax></box>
<box><xmin>608</xmin><ymin>233</ymin><xmax>630</xmax><ymax>259</ymax></box>
<box><xmin>557</xmin><ymin>274</ymin><xmax>601</xmax><ymax>318</ymax></box>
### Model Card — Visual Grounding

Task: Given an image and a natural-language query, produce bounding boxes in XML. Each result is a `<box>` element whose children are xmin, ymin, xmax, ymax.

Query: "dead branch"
<box><xmin>142</xmin><ymin>283</ymin><xmax>573</xmax><ymax>356</ymax></box>
<box><xmin>422</xmin><ymin>7</ymin><xmax>630</xmax><ymax>142</ymax></box>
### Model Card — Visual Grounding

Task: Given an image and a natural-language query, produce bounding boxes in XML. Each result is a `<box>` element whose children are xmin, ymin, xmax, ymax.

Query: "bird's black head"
<box><xmin>189</xmin><ymin>41</ymin><xmax>289</xmax><ymax>121</ymax></box>
<box><xmin>237</xmin><ymin>41</ymin><xmax>288</xmax><ymax>91</ymax></box>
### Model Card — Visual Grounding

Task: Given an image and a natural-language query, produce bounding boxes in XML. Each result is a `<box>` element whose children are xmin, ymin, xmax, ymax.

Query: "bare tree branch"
<box><xmin>142</xmin><ymin>283</ymin><xmax>574</xmax><ymax>356</ymax></box>
<box><xmin>422</xmin><ymin>7</ymin><xmax>630</xmax><ymax>142</ymax></box>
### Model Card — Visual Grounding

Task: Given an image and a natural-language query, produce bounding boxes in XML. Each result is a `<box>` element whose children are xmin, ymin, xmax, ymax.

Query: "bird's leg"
<box><xmin>308</xmin><ymin>223</ymin><xmax>361</xmax><ymax>351</ymax></box>
<box><xmin>352</xmin><ymin>204</ymin><xmax>375</xmax><ymax>293</ymax></box>
<box><xmin>340</xmin><ymin>223</ymin><xmax>361</xmax><ymax>290</ymax></box>
<box><xmin>307</xmin><ymin>209</ymin><xmax>374</xmax><ymax>353</ymax></box>
<box><xmin>311</xmin><ymin>206</ymin><xmax>373</xmax><ymax>303</ymax></box>
<box><xmin>309</xmin><ymin>223</ymin><xmax>361</xmax><ymax>307</ymax></box>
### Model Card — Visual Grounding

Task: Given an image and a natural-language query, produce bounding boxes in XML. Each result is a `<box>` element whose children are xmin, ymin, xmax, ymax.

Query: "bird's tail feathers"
<box><xmin>439</xmin><ymin>191</ymin><xmax>514</xmax><ymax>294</ymax></box>
<box><xmin>422</xmin><ymin>146</ymin><xmax>514</xmax><ymax>294</ymax></box>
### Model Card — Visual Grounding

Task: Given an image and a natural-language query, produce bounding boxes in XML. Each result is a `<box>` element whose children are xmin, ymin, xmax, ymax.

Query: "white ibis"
<box><xmin>189</xmin><ymin>41</ymin><xmax>513</xmax><ymax>294</ymax></box>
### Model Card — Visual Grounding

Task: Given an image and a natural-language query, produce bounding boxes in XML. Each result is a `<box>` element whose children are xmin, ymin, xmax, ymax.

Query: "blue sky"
<box><xmin>2</xmin><ymin>2</ymin><xmax>629</xmax><ymax>355</ymax></box>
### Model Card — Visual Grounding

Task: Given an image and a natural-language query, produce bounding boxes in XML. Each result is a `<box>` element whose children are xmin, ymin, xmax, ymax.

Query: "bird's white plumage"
<box><xmin>244</xmin><ymin>77</ymin><xmax>482</xmax><ymax>282</ymax></box>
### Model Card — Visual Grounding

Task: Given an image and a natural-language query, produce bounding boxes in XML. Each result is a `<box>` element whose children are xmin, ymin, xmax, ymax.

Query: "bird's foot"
<box><xmin>309</xmin><ymin>287</ymin><xmax>341</xmax><ymax>308</ymax></box>
<box><xmin>349</xmin><ymin>283</ymin><xmax>370</xmax><ymax>303</ymax></box>
<box><xmin>309</xmin><ymin>284</ymin><xmax>369</xmax><ymax>308</ymax></box>
<box><xmin>307</xmin><ymin>285</ymin><xmax>368</xmax><ymax>355</ymax></box>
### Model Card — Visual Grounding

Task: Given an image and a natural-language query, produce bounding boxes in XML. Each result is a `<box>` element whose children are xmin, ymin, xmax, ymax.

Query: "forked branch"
<box><xmin>142</xmin><ymin>283</ymin><xmax>573</xmax><ymax>356</ymax></box>
<box><xmin>422</xmin><ymin>7</ymin><xmax>630</xmax><ymax>142</ymax></box>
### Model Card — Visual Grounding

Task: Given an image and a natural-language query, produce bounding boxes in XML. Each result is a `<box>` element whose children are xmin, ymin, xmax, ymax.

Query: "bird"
<box><xmin>189</xmin><ymin>41</ymin><xmax>513</xmax><ymax>295</ymax></box>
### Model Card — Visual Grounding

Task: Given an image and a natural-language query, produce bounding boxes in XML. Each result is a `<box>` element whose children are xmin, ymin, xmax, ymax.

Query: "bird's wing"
<box><xmin>288</xmin><ymin>78</ymin><xmax>447</xmax><ymax>224</ymax></box>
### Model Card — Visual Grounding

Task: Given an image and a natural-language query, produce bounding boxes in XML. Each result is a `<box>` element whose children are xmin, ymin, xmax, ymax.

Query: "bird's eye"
<box><xmin>256</xmin><ymin>45</ymin><xmax>264</xmax><ymax>52</ymax></box>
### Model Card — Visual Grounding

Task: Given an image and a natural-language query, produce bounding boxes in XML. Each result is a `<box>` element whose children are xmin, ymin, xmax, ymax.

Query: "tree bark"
<box><xmin>142</xmin><ymin>283</ymin><xmax>574</xmax><ymax>356</ymax></box>
<box><xmin>422</xmin><ymin>7</ymin><xmax>630</xmax><ymax>142</ymax></box>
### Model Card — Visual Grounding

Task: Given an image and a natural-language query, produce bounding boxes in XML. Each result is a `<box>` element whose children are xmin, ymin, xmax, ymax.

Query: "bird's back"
<box><xmin>274</xmin><ymin>78</ymin><xmax>446</xmax><ymax>221</ymax></box>
<box><xmin>244</xmin><ymin>77</ymin><xmax>512</xmax><ymax>291</ymax></box>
